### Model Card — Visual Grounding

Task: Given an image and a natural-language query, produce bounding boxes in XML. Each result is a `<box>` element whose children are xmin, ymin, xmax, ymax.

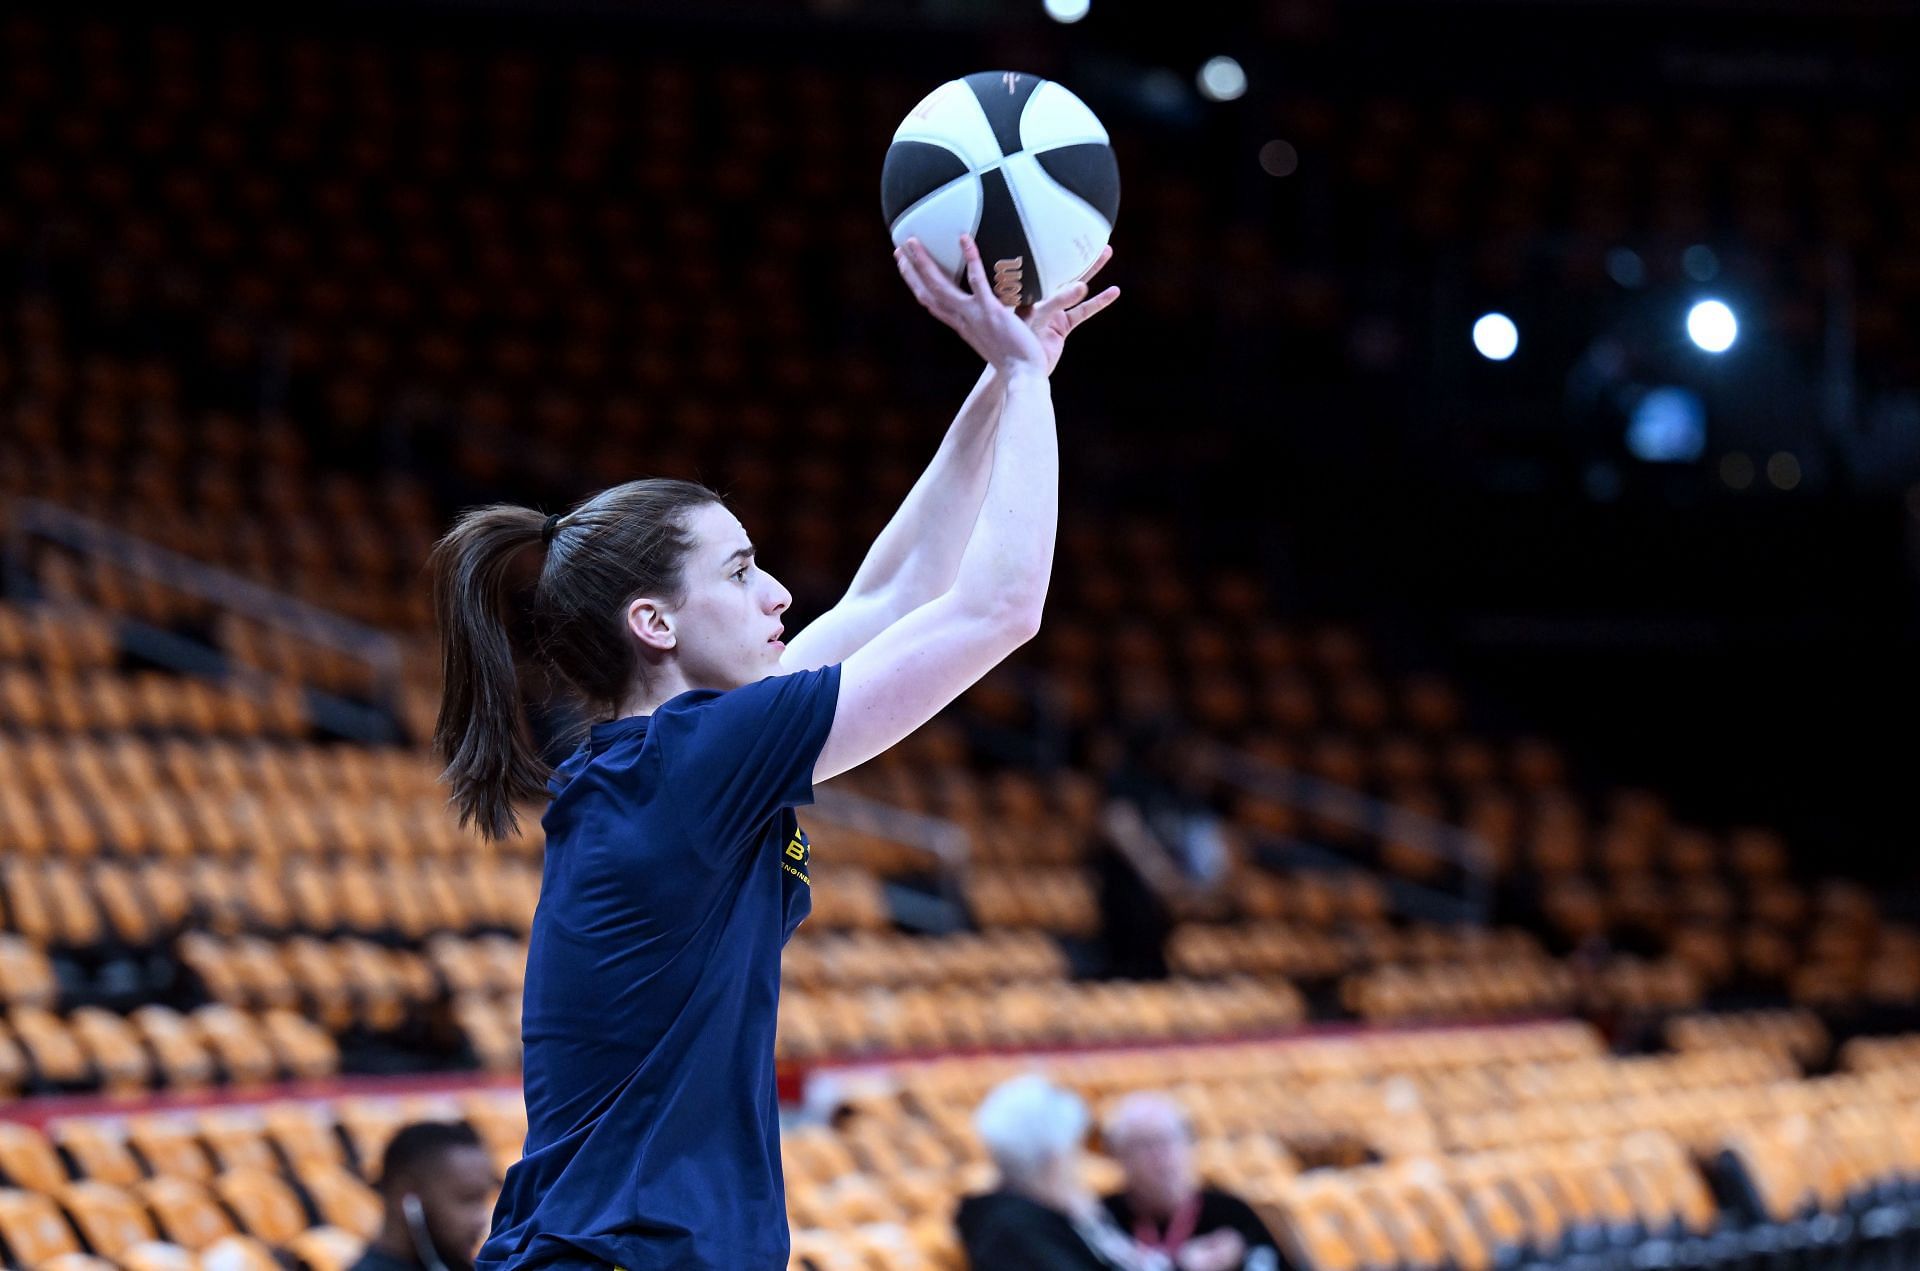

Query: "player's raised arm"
<box><xmin>780</xmin><ymin>245</ymin><xmax>1117</xmax><ymax>673</ymax></box>
<box><xmin>811</xmin><ymin>234</ymin><xmax>1062</xmax><ymax>782</ymax></box>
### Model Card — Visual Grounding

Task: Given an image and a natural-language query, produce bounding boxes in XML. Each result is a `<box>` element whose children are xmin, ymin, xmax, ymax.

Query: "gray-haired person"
<box><xmin>1101</xmin><ymin>1094</ymin><xmax>1284</xmax><ymax>1271</ymax></box>
<box><xmin>957</xmin><ymin>1075</ymin><xmax>1168</xmax><ymax>1270</ymax></box>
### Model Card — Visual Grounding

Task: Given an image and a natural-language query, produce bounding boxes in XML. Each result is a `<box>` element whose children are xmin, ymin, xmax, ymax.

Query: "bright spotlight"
<box><xmin>1472</xmin><ymin>313</ymin><xmax>1518</xmax><ymax>361</ymax></box>
<box><xmin>1043</xmin><ymin>0</ymin><xmax>1090</xmax><ymax>22</ymax></box>
<box><xmin>1687</xmin><ymin>299</ymin><xmax>1738</xmax><ymax>353</ymax></box>
<box><xmin>1196</xmin><ymin>56</ymin><xmax>1247</xmax><ymax>102</ymax></box>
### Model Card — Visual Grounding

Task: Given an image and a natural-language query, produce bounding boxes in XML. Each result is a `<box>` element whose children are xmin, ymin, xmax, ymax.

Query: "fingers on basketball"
<box><xmin>959</xmin><ymin>234</ymin><xmax>994</xmax><ymax>304</ymax></box>
<box><xmin>904</xmin><ymin>238</ymin><xmax>968</xmax><ymax>318</ymax></box>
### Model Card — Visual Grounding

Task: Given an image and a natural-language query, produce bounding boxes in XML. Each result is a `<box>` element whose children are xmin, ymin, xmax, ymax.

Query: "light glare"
<box><xmin>1197</xmin><ymin>56</ymin><xmax>1247</xmax><ymax>102</ymax></box>
<box><xmin>1472</xmin><ymin>312</ymin><xmax>1519</xmax><ymax>361</ymax></box>
<box><xmin>1043</xmin><ymin>0</ymin><xmax>1090</xmax><ymax>23</ymax></box>
<box><xmin>1687</xmin><ymin>299</ymin><xmax>1738</xmax><ymax>353</ymax></box>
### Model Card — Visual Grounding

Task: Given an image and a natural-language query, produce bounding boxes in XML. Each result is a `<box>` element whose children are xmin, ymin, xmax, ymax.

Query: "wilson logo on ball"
<box><xmin>992</xmin><ymin>258</ymin><xmax>1025</xmax><ymax>306</ymax></box>
<box><xmin>882</xmin><ymin>71</ymin><xmax>1119</xmax><ymax>309</ymax></box>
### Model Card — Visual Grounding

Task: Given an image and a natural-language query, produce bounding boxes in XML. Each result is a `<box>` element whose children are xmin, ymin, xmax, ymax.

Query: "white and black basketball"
<box><xmin>882</xmin><ymin>71</ymin><xmax>1119</xmax><ymax>308</ymax></box>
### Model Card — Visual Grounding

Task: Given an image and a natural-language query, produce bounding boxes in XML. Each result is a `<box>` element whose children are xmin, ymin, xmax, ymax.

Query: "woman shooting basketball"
<box><xmin>432</xmin><ymin>233</ymin><xmax>1117</xmax><ymax>1271</ymax></box>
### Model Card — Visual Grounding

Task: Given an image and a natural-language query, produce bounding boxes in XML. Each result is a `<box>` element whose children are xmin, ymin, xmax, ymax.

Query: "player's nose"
<box><xmin>763</xmin><ymin>572</ymin><xmax>792</xmax><ymax>613</ymax></box>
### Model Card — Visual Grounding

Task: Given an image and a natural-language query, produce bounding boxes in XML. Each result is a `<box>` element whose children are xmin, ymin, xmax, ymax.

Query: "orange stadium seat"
<box><xmin>132</xmin><ymin>1176</ymin><xmax>237</xmax><ymax>1252</ymax></box>
<box><xmin>49</xmin><ymin>1122</ymin><xmax>145</xmax><ymax>1189</ymax></box>
<box><xmin>260</xmin><ymin>1104</ymin><xmax>346</xmax><ymax>1173</ymax></box>
<box><xmin>125</xmin><ymin>1119</ymin><xmax>214</xmax><ymax>1185</ymax></box>
<box><xmin>0</xmin><ymin>1123</ymin><xmax>69</xmax><ymax>1194</ymax></box>
<box><xmin>191</xmin><ymin>1005</ymin><xmax>279</xmax><ymax>1086</ymax></box>
<box><xmin>128</xmin><ymin>1006</ymin><xmax>218</xmax><ymax>1090</ymax></box>
<box><xmin>286</xmin><ymin>1225</ymin><xmax>369</xmax><ymax>1271</ymax></box>
<box><xmin>67</xmin><ymin>1009</ymin><xmax>152</xmax><ymax>1094</ymax></box>
<box><xmin>196</xmin><ymin>1115</ymin><xmax>279</xmax><ymax>1176</ymax></box>
<box><xmin>38</xmin><ymin>1256</ymin><xmax>118</xmax><ymax>1271</ymax></box>
<box><xmin>56</xmin><ymin>1181</ymin><xmax>167</xmax><ymax>1263</ymax></box>
<box><xmin>0</xmin><ymin>1187</ymin><xmax>87</xmax><ymax>1267</ymax></box>
<box><xmin>211</xmin><ymin>1168</ymin><xmax>310</xmax><ymax>1246</ymax></box>
<box><xmin>293</xmin><ymin>1163</ymin><xmax>381</xmax><ymax>1239</ymax></box>
<box><xmin>258</xmin><ymin>1009</ymin><xmax>341</xmax><ymax>1080</ymax></box>
<box><xmin>200</xmin><ymin>1233</ymin><xmax>285</xmax><ymax>1271</ymax></box>
<box><xmin>8</xmin><ymin>1009</ymin><xmax>92</xmax><ymax>1087</ymax></box>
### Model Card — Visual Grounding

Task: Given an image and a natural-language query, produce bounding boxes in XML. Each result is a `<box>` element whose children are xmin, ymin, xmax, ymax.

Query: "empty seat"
<box><xmin>67</xmin><ymin>1009</ymin><xmax>153</xmax><ymax>1094</ymax></box>
<box><xmin>294</xmin><ymin>1163</ymin><xmax>381</xmax><ymax>1238</ymax></box>
<box><xmin>212</xmin><ymin>1168</ymin><xmax>310</xmax><ymax>1246</ymax></box>
<box><xmin>200</xmin><ymin>1232</ymin><xmax>284</xmax><ymax>1271</ymax></box>
<box><xmin>191</xmin><ymin>1006</ymin><xmax>277</xmax><ymax>1086</ymax></box>
<box><xmin>285</xmin><ymin>1225</ymin><xmax>367</xmax><ymax>1271</ymax></box>
<box><xmin>126</xmin><ymin>1119</ymin><xmax>214</xmax><ymax>1185</ymax></box>
<box><xmin>128</xmin><ymin>1007</ymin><xmax>217</xmax><ymax>1090</ymax></box>
<box><xmin>48</xmin><ymin>1121</ymin><xmax>144</xmax><ymax>1188</ymax></box>
<box><xmin>57</xmin><ymin>1181</ymin><xmax>164</xmax><ymax>1262</ymax></box>
<box><xmin>196</xmin><ymin>1115</ymin><xmax>278</xmax><ymax>1175</ymax></box>
<box><xmin>0</xmin><ymin>1187</ymin><xmax>86</xmax><ymax>1267</ymax></box>
<box><xmin>9</xmin><ymin>1009</ymin><xmax>93</xmax><ymax>1087</ymax></box>
<box><xmin>0</xmin><ymin>1123</ymin><xmax>68</xmax><ymax>1193</ymax></box>
<box><xmin>133</xmin><ymin>1176</ymin><xmax>237</xmax><ymax>1251</ymax></box>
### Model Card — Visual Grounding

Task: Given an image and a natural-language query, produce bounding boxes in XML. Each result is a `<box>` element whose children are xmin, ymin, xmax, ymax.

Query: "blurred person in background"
<box><xmin>351</xmin><ymin>1122</ymin><xmax>499</xmax><ymax>1271</ymax></box>
<box><xmin>958</xmin><ymin>1075</ymin><xmax>1167</xmax><ymax>1270</ymax></box>
<box><xmin>1091</xmin><ymin>717</ymin><xmax>1237</xmax><ymax>979</ymax></box>
<box><xmin>1102</xmin><ymin>1094</ymin><xmax>1283</xmax><ymax>1271</ymax></box>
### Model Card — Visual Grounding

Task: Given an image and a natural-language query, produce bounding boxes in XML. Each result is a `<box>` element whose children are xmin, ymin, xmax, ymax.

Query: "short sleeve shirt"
<box><xmin>478</xmin><ymin>664</ymin><xmax>841</xmax><ymax>1271</ymax></box>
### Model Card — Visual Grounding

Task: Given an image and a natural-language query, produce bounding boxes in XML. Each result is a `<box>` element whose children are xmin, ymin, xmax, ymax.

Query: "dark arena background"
<box><xmin>2</xmin><ymin>0</ymin><xmax>1920</xmax><ymax>1268</ymax></box>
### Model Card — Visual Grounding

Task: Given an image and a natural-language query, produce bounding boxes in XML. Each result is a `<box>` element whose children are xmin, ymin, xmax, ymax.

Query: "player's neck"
<box><xmin>616</xmin><ymin>667</ymin><xmax>696</xmax><ymax>718</ymax></box>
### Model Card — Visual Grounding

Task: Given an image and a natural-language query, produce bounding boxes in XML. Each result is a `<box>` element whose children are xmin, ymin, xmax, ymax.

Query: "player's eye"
<box><xmin>732</xmin><ymin>566</ymin><xmax>749</xmax><ymax>582</ymax></box>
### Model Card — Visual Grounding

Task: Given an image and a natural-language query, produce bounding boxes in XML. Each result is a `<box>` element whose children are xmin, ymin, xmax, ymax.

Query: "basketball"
<box><xmin>882</xmin><ymin>70</ymin><xmax>1120</xmax><ymax>308</ymax></box>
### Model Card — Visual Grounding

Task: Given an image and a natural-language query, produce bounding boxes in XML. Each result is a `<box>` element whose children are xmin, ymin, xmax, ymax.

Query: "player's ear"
<box><xmin>626</xmin><ymin>597</ymin><xmax>676</xmax><ymax>652</ymax></box>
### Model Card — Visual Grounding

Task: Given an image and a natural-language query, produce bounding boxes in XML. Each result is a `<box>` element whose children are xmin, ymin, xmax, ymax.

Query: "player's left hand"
<box><xmin>1022</xmin><ymin>246</ymin><xmax>1120</xmax><ymax>376</ymax></box>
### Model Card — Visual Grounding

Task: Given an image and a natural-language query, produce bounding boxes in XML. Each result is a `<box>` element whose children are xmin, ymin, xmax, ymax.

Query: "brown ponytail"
<box><xmin>429</xmin><ymin>478</ymin><xmax>720</xmax><ymax>840</ymax></box>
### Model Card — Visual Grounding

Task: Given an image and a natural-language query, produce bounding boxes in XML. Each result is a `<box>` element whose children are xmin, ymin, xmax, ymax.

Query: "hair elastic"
<box><xmin>541</xmin><ymin>514</ymin><xmax>561</xmax><ymax>545</ymax></box>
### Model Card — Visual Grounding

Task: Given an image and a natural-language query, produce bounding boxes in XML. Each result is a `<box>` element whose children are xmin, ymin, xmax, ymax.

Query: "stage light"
<box><xmin>1687</xmin><ymin>299</ymin><xmax>1738</xmax><ymax>353</ymax></box>
<box><xmin>1258</xmin><ymin>139</ymin><xmax>1298</xmax><ymax>177</ymax></box>
<box><xmin>1472</xmin><ymin>313</ymin><xmax>1518</xmax><ymax>361</ymax></box>
<box><xmin>1043</xmin><ymin>0</ymin><xmax>1090</xmax><ymax>23</ymax></box>
<box><xmin>1626</xmin><ymin>387</ymin><xmax>1707</xmax><ymax>462</ymax></box>
<box><xmin>1197</xmin><ymin>56</ymin><xmax>1247</xmax><ymax>102</ymax></box>
<box><xmin>1606</xmin><ymin>248</ymin><xmax>1645</xmax><ymax>288</ymax></box>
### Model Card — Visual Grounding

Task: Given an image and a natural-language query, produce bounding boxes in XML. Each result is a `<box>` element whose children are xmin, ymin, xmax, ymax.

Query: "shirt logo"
<box><xmin>781</xmin><ymin>827</ymin><xmax>811</xmax><ymax>887</ymax></box>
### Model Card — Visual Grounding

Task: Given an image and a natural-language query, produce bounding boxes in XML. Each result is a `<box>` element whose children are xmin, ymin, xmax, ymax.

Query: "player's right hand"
<box><xmin>895</xmin><ymin>234</ymin><xmax>1056</xmax><ymax>376</ymax></box>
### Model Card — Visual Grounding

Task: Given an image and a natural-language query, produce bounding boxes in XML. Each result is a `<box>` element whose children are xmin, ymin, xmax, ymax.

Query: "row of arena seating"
<box><xmin>1</xmin><ymin>1002</ymin><xmax>336</xmax><ymax>1098</ymax></box>
<box><xmin>2</xmin><ymin>860</ymin><xmax>539</xmax><ymax>949</ymax></box>
<box><xmin>0</xmin><ymin>1086</ymin><xmax>519</xmax><ymax>1271</ymax></box>
<box><xmin>776</xmin><ymin>980</ymin><xmax>1305</xmax><ymax>1063</ymax></box>
<box><xmin>9</xmin><ymin>1020</ymin><xmax>1920</xmax><ymax>1271</ymax></box>
<box><xmin>784</xmin><ymin>1026</ymin><xmax>1920</xmax><ymax>1269</ymax></box>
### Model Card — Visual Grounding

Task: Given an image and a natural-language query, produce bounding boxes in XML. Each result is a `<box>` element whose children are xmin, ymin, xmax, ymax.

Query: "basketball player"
<box><xmin>433</xmin><ymin>233</ymin><xmax>1117</xmax><ymax>1271</ymax></box>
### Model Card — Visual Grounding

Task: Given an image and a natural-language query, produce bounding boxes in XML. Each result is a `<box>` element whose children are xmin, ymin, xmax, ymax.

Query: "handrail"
<box><xmin>5</xmin><ymin>498</ymin><xmax>408</xmax><ymax>740</ymax></box>
<box><xmin>809</xmin><ymin>786</ymin><xmax>971</xmax><ymax>871</ymax></box>
<box><xmin>1190</xmin><ymin>737</ymin><xmax>1494</xmax><ymax>924</ymax></box>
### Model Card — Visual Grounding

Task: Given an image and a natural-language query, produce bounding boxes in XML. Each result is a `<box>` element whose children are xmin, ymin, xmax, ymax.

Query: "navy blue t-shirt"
<box><xmin>478</xmin><ymin>664</ymin><xmax>842</xmax><ymax>1271</ymax></box>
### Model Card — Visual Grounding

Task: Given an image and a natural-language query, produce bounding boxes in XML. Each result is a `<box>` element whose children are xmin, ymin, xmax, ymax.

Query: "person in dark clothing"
<box><xmin>349</xmin><ymin>1122</ymin><xmax>499</xmax><ymax>1271</ymax></box>
<box><xmin>957</xmin><ymin>1076</ymin><xmax>1161</xmax><ymax>1271</ymax></box>
<box><xmin>1102</xmin><ymin>1095</ymin><xmax>1286</xmax><ymax>1271</ymax></box>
